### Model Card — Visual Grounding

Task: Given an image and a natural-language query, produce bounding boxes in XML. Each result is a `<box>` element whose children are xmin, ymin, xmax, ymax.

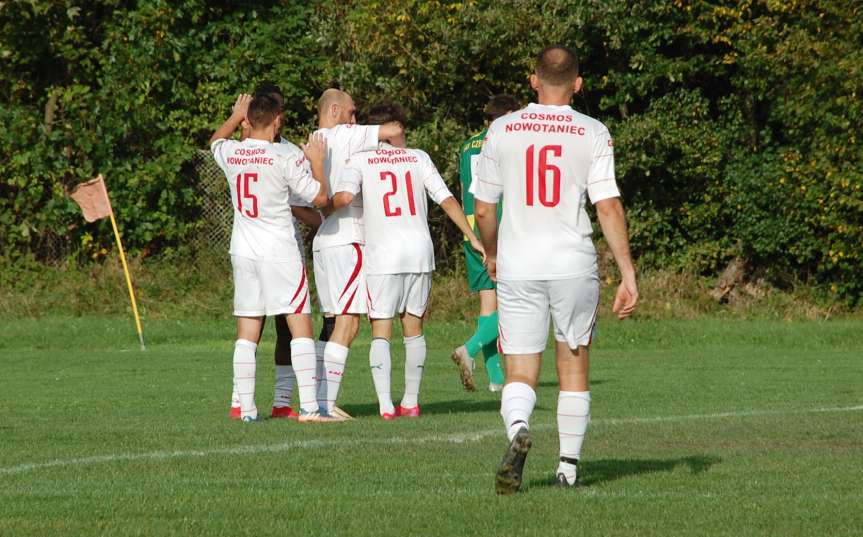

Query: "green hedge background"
<box><xmin>1</xmin><ymin>0</ymin><xmax>861</xmax><ymax>304</ymax></box>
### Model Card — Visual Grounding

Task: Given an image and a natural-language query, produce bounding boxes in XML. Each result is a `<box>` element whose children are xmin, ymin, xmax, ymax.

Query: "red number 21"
<box><xmin>381</xmin><ymin>171</ymin><xmax>417</xmax><ymax>217</ymax></box>
<box><xmin>525</xmin><ymin>144</ymin><xmax>562</xmax><ymax>207</ymax></box>
<box><xmin>235</xmin><ymin>173</ymin><xmax>259</xmax><ymax>218</ymax></box>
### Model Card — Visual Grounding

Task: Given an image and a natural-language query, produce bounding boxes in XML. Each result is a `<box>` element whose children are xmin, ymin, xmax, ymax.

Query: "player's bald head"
<box><xmin>535</xmin><ymin>45</ymin><xmax>579</xmax><ymax>87</ymax></box>
<box><xmin>317</xmin><ymin>88</ymin><xmax>357</xmax><ymax>126</ymax></box>
<box><xmin>317</xmin><ymin>88</ymin><xmax>345</xmax><ymax>115</ymax></box>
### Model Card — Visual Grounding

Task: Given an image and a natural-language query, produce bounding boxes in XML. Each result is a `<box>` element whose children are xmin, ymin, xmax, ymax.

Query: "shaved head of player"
<box><xmin>318</xmin><ymin>88</ymin><xmax>358</xmax><ymax>128</ymax></box>
<box><xmin>473</xmin><ymin>45</ymin><xmax>638</xmax><ymax>493</ymax></box>
<box><xmin>306</xmin><ymin>90</ymin><xmax>405</xmax><ymax>420</ymax></box>
<box><xmin>331</xmin><ymin>101</ymin><xmax>484</xmax><ymax>419</ymax></box>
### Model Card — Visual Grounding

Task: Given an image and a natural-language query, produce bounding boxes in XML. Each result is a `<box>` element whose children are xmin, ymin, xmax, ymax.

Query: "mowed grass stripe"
<box><xmin>3</xmin><ymin>403</ymin><xmax>861</xmax><ymax>476</ymax></box>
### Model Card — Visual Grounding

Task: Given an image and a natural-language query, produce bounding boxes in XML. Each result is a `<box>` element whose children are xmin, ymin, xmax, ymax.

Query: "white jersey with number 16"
<box><xmin>473</xmin><ymin>103</ymin><xmax>621</xmax><ymax>281</ymax></box>
<box><xmin>338</xmin><ymin>144</ymin><xmax>453</xmax><ymax>275</ymax></box>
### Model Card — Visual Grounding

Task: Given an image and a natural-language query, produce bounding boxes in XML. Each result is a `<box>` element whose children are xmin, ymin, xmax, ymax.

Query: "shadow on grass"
<box><xmin>343</xmin><ymin>398</ymin><xmax>536</xmax><ymax>417</ymax></box>
<box><xmin>537</xmin><ymin>379</ymin><xmax>609</xmax><ymax>388</ymax></box>
<box><xmin>525</xmin><ymin>454</ymin><xmax>721</xmax><ymax>489</ymax></box>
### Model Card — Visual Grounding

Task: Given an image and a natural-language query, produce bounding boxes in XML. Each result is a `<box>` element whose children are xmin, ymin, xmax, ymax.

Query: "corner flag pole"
<box><xmin>108</xmin><ymin>209</ymin><xmax>146</xmax><ymax>351</ymax></box>
<box><xmin>69</xmin><ymin>174</ymin><xmax>146</xmax><ymax>351</ymax></box>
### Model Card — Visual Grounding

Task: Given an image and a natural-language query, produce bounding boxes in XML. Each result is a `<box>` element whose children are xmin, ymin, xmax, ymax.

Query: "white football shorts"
<box><xmin>366</xmin><ymin>272</ymin><xmax>432</xmax><ymax>319</ymax></box>
<box><xmin>313</xmin><ymin>243</ymin><xmax>367</xmax><ymax>315</ymax></box>
<box><xmin>496</xmin><ymin>275</ymin><xmax>600</xmax><ymax>354</ymax></box>
<box><xmin>231</xmin><ymin>255</ymin><xmax>311</xmax><ymax>317</ymax></box>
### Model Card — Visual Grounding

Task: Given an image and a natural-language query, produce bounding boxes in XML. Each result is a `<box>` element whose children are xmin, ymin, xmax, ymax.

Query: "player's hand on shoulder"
<box><xmin>231</xmin><ymin>94</ymin><xmax>252</xmax><ymax>122</ymax></box>
<box><xmin>303</xmin><ymin>132</ymin><xmax>327</xmax><ymax>165</ymax></box>
<box><xmin>612</xmin><ymin>277</ymin><xmax>638</xmax><ymax>320</ymax></box>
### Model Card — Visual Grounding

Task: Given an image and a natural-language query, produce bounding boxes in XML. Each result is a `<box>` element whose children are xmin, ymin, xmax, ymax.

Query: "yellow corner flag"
<box><xmin>69</xmin><ymin>174</ymin><xmax>146</xmax><ymax>351</ymax></box>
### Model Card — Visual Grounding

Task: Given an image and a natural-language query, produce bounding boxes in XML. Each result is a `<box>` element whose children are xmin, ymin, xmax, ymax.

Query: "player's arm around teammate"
<box><xmin>309</xmin><ymin>89</ymin><xmax>405</xmax><ymax>419</ymax></box>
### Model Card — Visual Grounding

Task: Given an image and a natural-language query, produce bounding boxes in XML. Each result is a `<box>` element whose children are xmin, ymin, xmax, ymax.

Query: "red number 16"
<box><xmin>525</xmin><ymin>144</ymin><xmax>562</xmax><ymax>207</ymax></box>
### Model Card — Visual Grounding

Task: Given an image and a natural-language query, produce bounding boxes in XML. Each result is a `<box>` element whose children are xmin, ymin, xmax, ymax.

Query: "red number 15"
<box><xmin>235</xmin><ymin>173</ymin><xmax>258</xmax><ymax>218</ymax></box>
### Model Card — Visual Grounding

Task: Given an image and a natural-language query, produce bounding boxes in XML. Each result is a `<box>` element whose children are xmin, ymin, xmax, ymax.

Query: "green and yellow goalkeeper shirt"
<box><xmin>459</xmin><ymin>129</ymin><xmax>502</xmax><ymax>241</ymax></box>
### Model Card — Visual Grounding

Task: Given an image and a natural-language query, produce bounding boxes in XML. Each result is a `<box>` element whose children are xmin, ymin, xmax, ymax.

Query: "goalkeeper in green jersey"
<box><xmin>451</xmin><ymin>94</ymin><xmax>520</xmax><ymax>392</ymax></box>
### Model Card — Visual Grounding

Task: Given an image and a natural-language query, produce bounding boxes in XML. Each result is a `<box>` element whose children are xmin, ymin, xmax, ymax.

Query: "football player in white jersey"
<box><xmin>227</xmin><ymin>81</ymin><xmax>324</xmax><ymax>421</ymax></box>
<box><xmin>331</xmin><ymin>102</ymin><xmax>484</xmax><ymax>419</ymax></box>
<box><xmin>210</xmin><ymin>93</ymin><xmax>336</xmax><ymax>423</ymax></box>
<box><xmin>310</xmin><ymin>89</ymin><xmax>404</xmax><ymax>419</ymax></box>
<box><xmin>473</xmin><ymin>46</ymin><xmax>639</xmax><ymax>493</ymax></box>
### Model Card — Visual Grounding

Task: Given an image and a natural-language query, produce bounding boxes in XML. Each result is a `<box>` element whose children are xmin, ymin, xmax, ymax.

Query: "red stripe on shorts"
<box><xmin>341</xmin><ymin>287</ymin><xmax>358</xmax><ymax>315</ymax></box>
<box><xmin>338</xmin><ymin>243</ymin><xmax>363</xmax><ymax>301</ymax></box>
<box><xmin>290</xmin><ymin>268</ymin><xmax>307</xmax><ymax>305</ymax></box>
<box><xmin>295</xmin><ymin>289</ymin><xmax>309</xmax><ymax>314</ymax></box>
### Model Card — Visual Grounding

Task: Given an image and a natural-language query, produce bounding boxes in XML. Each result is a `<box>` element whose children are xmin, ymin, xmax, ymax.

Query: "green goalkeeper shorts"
<box><xmin>463</xmin><ymin>242</ymin><xmax>495</xmax><ymax>292</ymax></box>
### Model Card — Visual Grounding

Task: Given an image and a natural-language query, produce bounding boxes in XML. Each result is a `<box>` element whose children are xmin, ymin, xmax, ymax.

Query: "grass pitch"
<box><xmin>1</xmin><ymin>317</ymin><xmax>862</xmax><ymax>536</ymax></box>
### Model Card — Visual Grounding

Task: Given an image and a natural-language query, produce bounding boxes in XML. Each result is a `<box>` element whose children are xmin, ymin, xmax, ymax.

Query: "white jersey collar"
<box><xmin>243</xmin><ymin>137</ymin><xmax>274</xmax><ymax>146</ymax></box>
<box><xmin>527</xmin><ymin>102</ymin><xmax>574</xmax><ymax>112</ymax></box>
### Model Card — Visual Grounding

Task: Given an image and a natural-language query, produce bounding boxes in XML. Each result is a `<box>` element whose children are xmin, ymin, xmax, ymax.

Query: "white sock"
<box><xmin>322</xmin><ymin>342</ymin><xmax>349</xmax><ymax>412</ymax></box>
<box><xmin>233</xmin><ymin>339</ymin><xmax>257</xmax><ymax>419</ymax></box>
<box><xmin>500</xmin><ymin>382</ymin><xmax>536</xmax><ymax>441</ymax></box>
<box><xmin>400</xmin><ymin>335</ymin><xmax>426</xmax><ymax>409</ymax></box>
<box><xmin>273</xmin><ymin>365</ymin><xmax>295</xmax><ymax>408</ymax></box>
<box><xmin>291</xmin><ymin>338</ymin><xmax>318</xmax><ymax>413</ymax></box>
<box><xmin>557</xmin><ymin>391</ymin><xmax>590</xmax><ymax>481</ymax></box>
<box><xmin>369</xmin><ymin>338</ymin><xmax>394</xmax><ymax>415</ymax></box>
<box><xmin>314</xmin><ymin>340</ymin><xmax>327</xmax><ymax>408</ymax></box>
<box><xmin>231</xmin><ymin>380</ymin><xmax>240</xmax><ymax>408</ymax></box>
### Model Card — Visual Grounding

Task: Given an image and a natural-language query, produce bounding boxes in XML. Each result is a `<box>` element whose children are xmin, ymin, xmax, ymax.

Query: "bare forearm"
<box><xmin>332</xmin><ymin>192</ymin><xmax>354</xmax><ymax>211</ymax></box>
<box><xmin>596</xmin><ymin>198</ymin><xmax>636</xmax><ymax>280</ymax></box>
<box><xmin>291</xmin><ymin>206</ymin><xmax>322</xmax><ymax>230</ymax></box>
<box><xmin>474</xmin><ymin>200</ymin><xmax>499</xmax><ymax>257</ymax></box>
<box><xmin>209</xmin><ymin>116</ymin><xmax>243</xmax><ymax>145</ymax></box>
<box><xmin>440</xmin><ymin>197</ymin><xmax>476</xmax><ymax>240</ymax></box>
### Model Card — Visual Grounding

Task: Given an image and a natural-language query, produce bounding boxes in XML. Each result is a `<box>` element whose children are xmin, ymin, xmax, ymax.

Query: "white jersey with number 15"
<box><xmin>473</xmin><ymin>103</ymin><xmax>621</xmax><ymax>281</ymax></box>
<box><xmin>211</xmin><ymin>137</ymin><xmax>321</xmax><ymax>262</ymax></box>
<box><xmin>339</xmin><ymin>144</ymin><xmax>453</xmax><ymax>275</ymax></box>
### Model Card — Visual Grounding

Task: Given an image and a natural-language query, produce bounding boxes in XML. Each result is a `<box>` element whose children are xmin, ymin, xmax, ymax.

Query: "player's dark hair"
<box><xmin>535</xmin><ymin>45</ymin><xmax>579</xmax><ymax>86</ymax></box>
<box><xmin>247</xmin><ymin>94</ymin><xmax>281</xmax><ymax>128</ymax></box>
<box><xmin>485</xmin><ymin>94</ymin><xmax>520</xmax><ymax>121</ymax></box>
<box><xmin>254</xmin><ymin>80</ymin><xmax>285</xmax><ymax>108</ymax></box>
<box><xmin>367</xmin><ymin>100</ymin><xmax>407</xmax><ymax>126</ymax></box>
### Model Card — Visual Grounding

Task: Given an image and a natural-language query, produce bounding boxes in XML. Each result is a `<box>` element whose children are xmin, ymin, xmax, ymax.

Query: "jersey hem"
<box><xmin>497</xmin><ymin>268</ymin><xmax>598</xmax><ymax>281</ymax></box>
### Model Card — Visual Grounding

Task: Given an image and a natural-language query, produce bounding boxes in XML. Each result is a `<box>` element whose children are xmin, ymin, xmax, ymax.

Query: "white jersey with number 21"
<box><xmin>473</xmin><ymin>103</ymin><xmax>621</xmax><ymax>281</ymax></box>
<box><xmin>339</xmin><ymin>144</ymin><xmax>453</xmax><ymax>275</ymax></box>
